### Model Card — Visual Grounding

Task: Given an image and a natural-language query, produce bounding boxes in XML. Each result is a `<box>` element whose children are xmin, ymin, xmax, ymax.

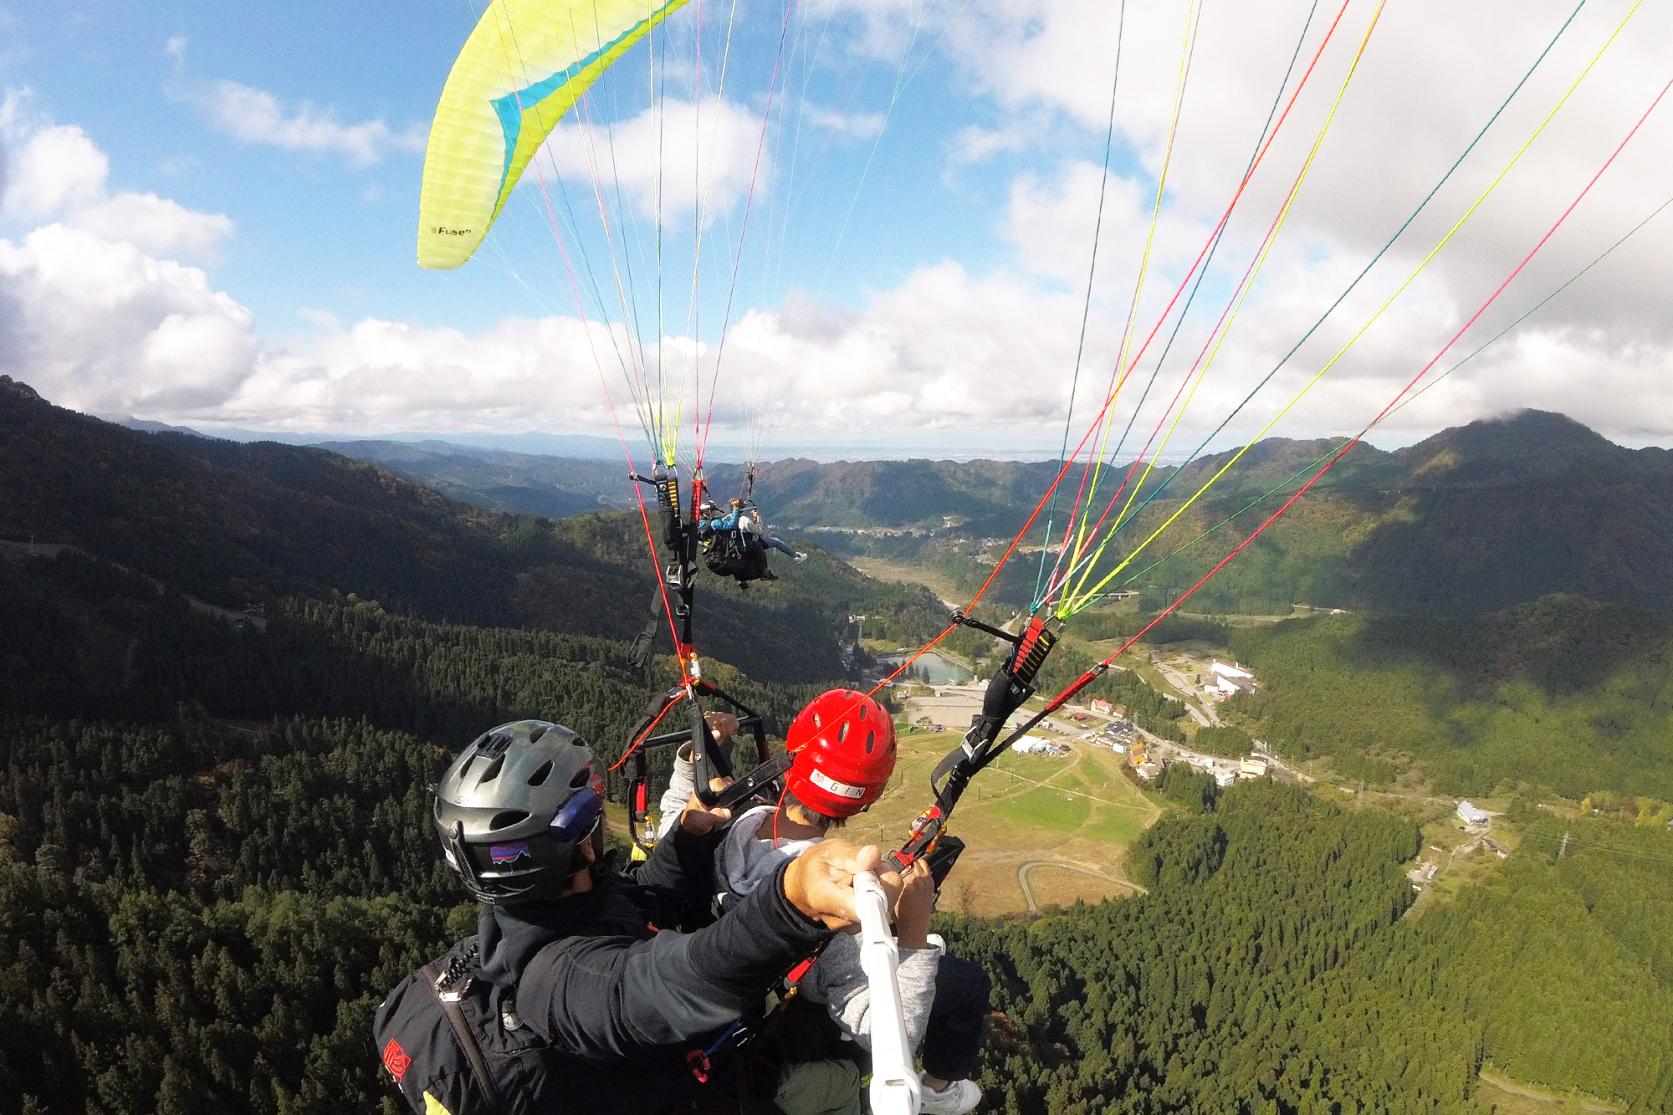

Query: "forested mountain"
<box><xmin>7</xmin><ymin>722</ymin><xmax>1669</xmax><ymax>1113</ymax></box>
<box><xmin>312</xmin><ymin>406</ymin><xmax>1673</xmax><ymax>619</ymax></box>
<box><xmin>1222</xmin><ymin>594</ymin><xmax>1673</xmax><ymax>798</ymax></box>
<box><xmin>0</xmin><ymin>377</ymin><xmax>951</xmax><ymax>683</ymax></box>
<box><xmin>316</xmin><ymin>439</ymin><xmax>636</xmax><ymax>518</ymax></box>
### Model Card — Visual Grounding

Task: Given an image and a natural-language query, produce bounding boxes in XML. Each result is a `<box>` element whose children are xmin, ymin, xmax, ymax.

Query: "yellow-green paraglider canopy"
<box><xmin>418</xmin><ymin>0</ymin><xmax>691</xmax><ymax>270</ymax></box>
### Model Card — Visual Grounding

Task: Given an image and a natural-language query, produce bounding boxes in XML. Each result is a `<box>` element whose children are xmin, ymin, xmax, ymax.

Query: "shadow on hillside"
<box><xmin>1317</xmin><ymin>594</ymin><xmax>1666</xmax><ymax>702</ymax></box>
<box><xmin>1344</xmin><ymin>477</ymin><xmax>1673</xmax><ymax>618</ymax></box>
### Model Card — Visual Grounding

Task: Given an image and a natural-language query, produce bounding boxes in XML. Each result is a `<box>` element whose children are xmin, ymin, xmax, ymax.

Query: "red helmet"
<box><xmin>784</xmin><ymin>689</ymin><xmax>897</xmax><ymax>818</ymax></box>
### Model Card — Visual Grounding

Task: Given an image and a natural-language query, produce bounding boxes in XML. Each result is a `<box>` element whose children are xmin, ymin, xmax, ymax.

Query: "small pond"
<box><xmin>876</xmin><ymin>650</ymin><xmax>974</xmax><ymax>686</ymax></box>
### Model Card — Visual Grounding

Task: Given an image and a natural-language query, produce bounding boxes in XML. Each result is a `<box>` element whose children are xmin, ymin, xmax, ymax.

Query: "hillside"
<box><xmin>317</xmin><ymin>439</ymin><xmax>637</xmax><ymax>518</ymax></box>
<box><xmin>0</xmin><ymin>377</ymin><xmax>953</xmax><ymax>686</ymax></box>
<box><xmin>1223</xmin><ymin>595</ymin><xmax>1673</xmax><ymax>798</ymax></box>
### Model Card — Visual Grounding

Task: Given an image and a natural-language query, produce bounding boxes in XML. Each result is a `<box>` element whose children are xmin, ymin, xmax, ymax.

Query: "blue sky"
<box><xmin>2</xmin><ymin>0</ymin><xmax>1671</xmax><ymax>460</ymax></box>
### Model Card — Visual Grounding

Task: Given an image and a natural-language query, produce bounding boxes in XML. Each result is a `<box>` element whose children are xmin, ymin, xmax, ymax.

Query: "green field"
<box><xmin>843</xmin><ymin>729</ymin><xmax>1163</xmax><ymax>915</ymax></box>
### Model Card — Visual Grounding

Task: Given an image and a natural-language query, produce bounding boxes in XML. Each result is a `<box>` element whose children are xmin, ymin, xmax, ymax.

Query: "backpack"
<box><xmin>704</xmin><ymin>530</ymin><xmax>769</xmax><ymax>584</ymax></box>
<box><xmin>373</xmin><ymin>938</ymin><xmax>794</xmax><ymax>1115</ymax></box>
<box><xmin>374</xmin><ymin>940</ymin><xmax>558</xmax><ymax>1115</ymax></box>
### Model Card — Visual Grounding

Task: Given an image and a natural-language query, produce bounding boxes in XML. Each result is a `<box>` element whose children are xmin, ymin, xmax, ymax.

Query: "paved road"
<box><xmin>1017</xmin><ymin>860</ymin><xmax>1147</xmax><ymax>914</ymax></box>
<box><xmin>1153</xmin><ymin>658</ymin><xmax>1222</xmax><ymax>727</ymax></box>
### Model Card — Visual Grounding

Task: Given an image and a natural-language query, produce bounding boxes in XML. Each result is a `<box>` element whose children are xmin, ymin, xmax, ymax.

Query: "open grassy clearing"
<box><xmin>1020</xmin><ymin>864</ymin><xmax>1139</xmax><ymax>911</ymax></box>
<box><xmin>845</xmin><ymin>555</ymin><xmax>968</xmax><ymax>607</ymax></box>
<box><xmin>843</xmin><ymin>730</ymin><xmax>1163</xmax><ymax>916</ymax></box>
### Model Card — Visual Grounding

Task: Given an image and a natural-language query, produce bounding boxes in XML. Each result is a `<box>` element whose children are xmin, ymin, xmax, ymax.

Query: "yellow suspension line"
<box><xmin>1065</xmin><ymin>0</ymin><xmax>1643</xmax><ymax>614</ymax></box>
<box><xmin>1062</xmin><ymin>0</ymin><xmax>1387</xmax><ymax>615</ymax></box>
<box><xmin>1063</xmin><ymin>0</ymin><xmax>1202</xmax><ymax>581</ymax></box>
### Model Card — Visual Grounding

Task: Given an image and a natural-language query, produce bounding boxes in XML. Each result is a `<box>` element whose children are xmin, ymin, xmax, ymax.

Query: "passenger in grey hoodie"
<box><xmin>658</xmin><ymin>701</ymin><xmax>988</xmax><ymax>1115</ymax></box>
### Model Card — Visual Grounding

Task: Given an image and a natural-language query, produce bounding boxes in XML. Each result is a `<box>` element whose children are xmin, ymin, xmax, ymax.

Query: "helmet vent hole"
<box><xmin>479</xmin><ymin>755</ymin><xmax>505</xmax><ymax>783</ymax></box>
<box><xmin>570</xmin><ymin>766</ymin><xmax>592</xmax><ymax>789</ymax></box>
<box><xmin>527</xmin><ymin>760</ymin><xmax>554</xmax><ymax>787</ymax></box>
<box><xmin>489</xmin><ymin>810</ymin><xmax>529</xmax><ymax>830</ymax></box>
<box><xmin>864</xmin><ymin>729</ymin><xmax>875</xmax><ymax>753</ymax></box>
<box><xmin>838</xmin><ymin>722</ymin><xmax>849</xmax><ymax>743</ymax></box>
<box><xmin>529</xmin><ymin>724</ymin><xmax>549</xmax><ymax>743</ymax></box>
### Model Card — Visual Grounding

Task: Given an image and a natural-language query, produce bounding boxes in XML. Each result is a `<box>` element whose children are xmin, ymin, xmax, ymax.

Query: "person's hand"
<box><xmin>703</xmin><ymin>710</ymin><xmax>741</xmax><ymax>744</ymax></box>
<box><xmin>893</xmin><ymin>858</ymin><xmax>935</xmax><ymax>948</ymax></box>
<box><xmin>782</xmin><ymin>840</ymin><xmax>905</xmax><ymax>930</ymax></box>
<box><xmin>678</xmin><ymin>777</ymin><xmax>734</xmax><ymax>836</ymax></box>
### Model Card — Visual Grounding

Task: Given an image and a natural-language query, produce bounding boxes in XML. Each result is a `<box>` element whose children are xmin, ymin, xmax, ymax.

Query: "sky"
<box><xmin>1</xmin><ymin>0</ymin><xmax>1670</xmax><ymax>465</ymax></box>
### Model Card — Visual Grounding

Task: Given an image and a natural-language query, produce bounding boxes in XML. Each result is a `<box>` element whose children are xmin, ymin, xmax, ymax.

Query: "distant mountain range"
<box><xmin>0</xmin><ymin>376</ymin><xmax>949</xmax><ymax>686</ymax></box>
<box><xmin>102</xmin><ymin>412</ymin><xmax>630</xmax><ymax>459</ymax></box>
<box><xmin>27</xmin><ymin>378</ymin><xmax>1673</xmax><ymax>618</ymax></box>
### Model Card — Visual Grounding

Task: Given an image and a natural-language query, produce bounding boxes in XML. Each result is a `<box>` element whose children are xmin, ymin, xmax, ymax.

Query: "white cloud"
<box><xmin>801</xmin><ymin>104</ymin><xmax>887</xmax><ymax>140</ymax></box>
<box><xmin>215</xmin><ymin>314</ymin><xmax>632</xmax><ymax>434</ymax></box>
<box><xmin>1</xmin><ymin>122</ymin><xmax>108</xmax><ymax>220</ymax></box>
<box><xmin>802</xmin><ymin>0</ymin><xmax>964</xmax><ymax>65</ymax></box>
<box><xmin>542</xmin><ymin>97</ymin><xmax>767</xmax><ymax>225</ymax></box>
<box><xmin>0</xmin><ymin>224</ymin><xmax>255</xmax><ymax>412</ymax></box>
<box><xmin>0</xmin><ymin>91</ymin><xmax>232</xmax><ymax>261</ymax></box>
<box><xmin>165</xmin><ymin>36</ymin><xmax>188</xmax><ymax>63</ymax></box>
<box><xmin>5</xmin><ymin>6</ymin><xmax>1673</xmax><ymax>458</ymax></box>
<box><xmin>68</xmin><ymin>192</ymin><xmax>234</xmax><ymax>259</ymax></box>
<box><xmin>0</xmin><ymin>85</ymin><xmax>32</xmax><ymax>136</ymax></box>
<box><xmin>944</xmin><ymin>124</ymin><xmax>1026</xmax><ymax>174</ymax></box>
<box><xmin>187</xmin><ymin>79</ymin><xmax>426</xmax><ymax>168</ymax></box>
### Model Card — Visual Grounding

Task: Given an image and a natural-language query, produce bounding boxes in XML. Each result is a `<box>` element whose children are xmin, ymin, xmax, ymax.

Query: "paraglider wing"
<box><xmin>419</xmin><ymin>0</ymin><xmax>691</xmax><ymax>270</ymax></box>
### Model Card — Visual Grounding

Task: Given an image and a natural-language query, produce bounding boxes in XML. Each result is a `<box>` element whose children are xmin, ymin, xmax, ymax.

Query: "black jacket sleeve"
<box><xmin>517</xmin><ymin>861</ymin><xmax>829</xmax><ymax>1061</ymax></box>
<box><xmin>627</xmin><ymin>820</ymin><xmax>722</xmax><ymax>929</ymax></box>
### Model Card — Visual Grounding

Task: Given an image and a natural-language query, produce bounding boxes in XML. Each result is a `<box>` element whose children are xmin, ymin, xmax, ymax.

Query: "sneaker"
<box><xmin>794</xmin><ymin>552</ymin><xmax>809</xmax><ymax>564</ymax></box>
<box><xmin>918</xmin><ymin>1078</ymin><xmax>981</xmax><ymax>1114</ymax></box>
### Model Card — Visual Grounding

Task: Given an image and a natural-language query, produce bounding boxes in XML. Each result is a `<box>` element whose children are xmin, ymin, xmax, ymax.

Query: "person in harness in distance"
<box><xmin>700</xmin><ymin>498</ymin><xmax>807</xmax><ymax>587</ymax></box>
<box><xmin>373</xmin><ymin>719</ymin><xmax>902</xmax><ymax>1114</ymax></box>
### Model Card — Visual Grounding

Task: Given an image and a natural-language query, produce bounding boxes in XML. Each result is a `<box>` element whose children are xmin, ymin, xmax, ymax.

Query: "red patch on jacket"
<box><xmin>382</xmin><ymin>1038</ymin><xmax>413</xmax><ymax>1082</ymax></box>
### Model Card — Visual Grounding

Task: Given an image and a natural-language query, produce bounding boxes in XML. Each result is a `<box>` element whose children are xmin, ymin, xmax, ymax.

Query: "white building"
<box><xmin>1209</xmin><ymin>661</ymin><xmax>1259</xmax><ymax>698</ymax></box>
<box><xmin>1456</xmin><ymin>801</ymin><xmax>1490</xmax><ymax>827</ymax></box>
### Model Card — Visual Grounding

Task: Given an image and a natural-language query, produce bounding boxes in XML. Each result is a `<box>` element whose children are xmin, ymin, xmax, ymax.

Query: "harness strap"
<box><xmin>629</xmin><ymin>582</ymin><xmax>667</xmax><ymax>673</ymax></box>
<box><xmin>422</xmin><ymin>961</ymin><xmax>504</xmax><ymax>1115</ymax></box>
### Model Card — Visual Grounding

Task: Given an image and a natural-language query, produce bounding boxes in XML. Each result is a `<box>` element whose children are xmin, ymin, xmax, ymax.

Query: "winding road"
<box><xmin>1017</xmin><ymin>860</ymin><xmax>1148</xmax><ymax>914</ymax></box>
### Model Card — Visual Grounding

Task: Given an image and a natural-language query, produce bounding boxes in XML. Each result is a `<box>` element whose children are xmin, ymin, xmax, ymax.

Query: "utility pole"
<box><xmin>849</xmin><ymin>614</ymin><xmax>866</xmax><ymax>647</ymax></box>
<box><xmin>1558</xmin><ymin>830</ymin><xmax>1571</xmax><ymax>861</ymax></box>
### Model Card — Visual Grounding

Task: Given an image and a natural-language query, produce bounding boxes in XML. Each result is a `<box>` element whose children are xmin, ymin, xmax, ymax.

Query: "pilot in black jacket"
<box><xmin>374</xmin><ymin>719</ymin><xmax>890</xmax><ymax>1114</ymax></box>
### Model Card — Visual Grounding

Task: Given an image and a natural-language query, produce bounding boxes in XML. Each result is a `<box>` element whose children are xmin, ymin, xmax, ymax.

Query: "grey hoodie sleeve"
<box><xmin>656</xmin><ymin>746</ymin><xmax>697</xmax><ymax>839</ymax></box>
<box><xmin>800</xmin><ymin>932</ymin><xmax>940</xmax><ymax>1054</ymax></box>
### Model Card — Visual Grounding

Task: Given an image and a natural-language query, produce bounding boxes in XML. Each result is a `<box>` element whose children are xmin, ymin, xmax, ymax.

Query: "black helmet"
<box><xmin>433</xmin><ymin>720</ymin><xmax>605</xmax><ymax>904</ymax></box>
